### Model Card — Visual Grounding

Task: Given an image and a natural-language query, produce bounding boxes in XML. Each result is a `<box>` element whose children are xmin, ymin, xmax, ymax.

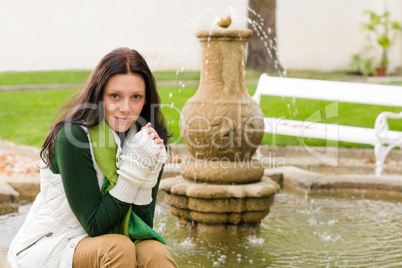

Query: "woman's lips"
<box><xmin>115</xmin><ymin>116</ymin><xmax>133</xmax><ymax>123</ymax></box>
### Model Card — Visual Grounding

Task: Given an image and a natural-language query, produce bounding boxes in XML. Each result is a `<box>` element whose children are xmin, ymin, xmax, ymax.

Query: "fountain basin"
<box><xmin>160</xmin><ymin>175</ymin><xmax>279</xmax><ymax>231</ymax></box>
<box><xmin>2</xmin><ymin>185</ymin><xmax>402</xmax><ymax>267</ymax></box>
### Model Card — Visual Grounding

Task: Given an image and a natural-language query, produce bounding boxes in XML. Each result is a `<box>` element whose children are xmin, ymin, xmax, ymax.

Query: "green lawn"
<box><xmin>0</xmin><ymin>70</ymin><xmax>201</xmax><ymax>85</ymax></box>
<box><xmin>0</xmin><ymin>70</ymin><xmax>401</xmax><ymax>148</ymax></box>
<box><xmin>1</xmin><ymin>85</ymin><xmax>401</xmax><ymax>148</ymax></box>
<box><xmin>0</xmin><ymin>89</ymin><xmax>78</xmax><ymax>146</ymax></box>
<box><xmin>0</xmin><ymin>69</ymin><xmax>359</xmax><ymax>85</ymax></box>
<box><xmin>0</xmin><ymin>71</ymin><xmax>91</xmax><ymax>85</ymax></box>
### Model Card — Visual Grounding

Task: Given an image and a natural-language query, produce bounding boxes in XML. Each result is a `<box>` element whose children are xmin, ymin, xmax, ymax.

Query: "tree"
<box><xmin>246</xmin><ymin>0</ymin><xmax>282</xmax><ymax>73</ymax></box>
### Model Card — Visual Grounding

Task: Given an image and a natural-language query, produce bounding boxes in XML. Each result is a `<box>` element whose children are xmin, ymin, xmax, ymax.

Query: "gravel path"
<box><xmin>0</xmin><ymin>140</ymin><xmax>40</xmax><ymax>178</ymax></box>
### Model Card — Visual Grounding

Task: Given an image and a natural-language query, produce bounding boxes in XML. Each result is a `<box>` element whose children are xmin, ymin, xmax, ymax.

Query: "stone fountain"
<box><xmin>160</xmin><ymin>15</ymin><xmax>280</xmax><ymax>232</ymax></box>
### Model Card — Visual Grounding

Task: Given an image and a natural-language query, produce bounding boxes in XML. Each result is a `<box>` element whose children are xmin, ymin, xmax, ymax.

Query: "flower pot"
<box><xmin>376</xmin><ymin>67</ymin><xmax>386</xmax><ymax>76</ymax></box>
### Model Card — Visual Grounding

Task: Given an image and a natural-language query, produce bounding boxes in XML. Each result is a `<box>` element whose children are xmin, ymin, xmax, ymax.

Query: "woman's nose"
<box><xmin>119</xmin><ymin>98</ymin><xmax>130</xmax><ymax>113</ymax></box>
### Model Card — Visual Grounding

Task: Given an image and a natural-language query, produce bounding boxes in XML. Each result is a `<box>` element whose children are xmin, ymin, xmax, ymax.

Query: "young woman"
<box><xmin>8</xmin><ymin>48</ymin><xmax>178</xmax><ymax>267</ymax></box>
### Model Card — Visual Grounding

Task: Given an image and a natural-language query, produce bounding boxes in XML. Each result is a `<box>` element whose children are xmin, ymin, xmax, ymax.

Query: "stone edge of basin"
<box><xmin>265</xmin><ymin>166</ymin><xmax>402</xmax><ymax>201</ymax></box>
<box><xmin>0</xmin><ymin>175</ymin><xmax>41</xmax><ymax>206</ymax></box>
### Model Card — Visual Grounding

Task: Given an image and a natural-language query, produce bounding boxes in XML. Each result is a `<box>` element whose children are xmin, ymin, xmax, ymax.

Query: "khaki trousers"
<box><xmin>73</xmin><ymin>234</ymin><xmax>178</xmax><ymax>268</ymax></box>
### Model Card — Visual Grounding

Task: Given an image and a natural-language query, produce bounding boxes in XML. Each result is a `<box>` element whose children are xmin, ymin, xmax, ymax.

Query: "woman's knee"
<box><xmin>136</xmin><ymin>239</ymin><xmax>177</xmax><ymax>268</ymax></box>
<box><xmin>111</xmin><ymin>234</ymin><xmax>136</xmax><ymax>256</ymax></box>
<box><xmin>73</xmin><ymin>234</ymin><xmax>136</xmax><ymax>268</ymax></box>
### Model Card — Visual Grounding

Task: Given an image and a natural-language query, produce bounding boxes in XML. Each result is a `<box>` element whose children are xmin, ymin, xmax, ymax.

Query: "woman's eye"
<box><xmin>133</xmin><ymin>95</ymin><xmax>142</xmax><ymax>100</ymax></box>
<box><xmin>111</xmin><ymin>94</ymin><xmax>118</xmax><ymax>99</ymax></box>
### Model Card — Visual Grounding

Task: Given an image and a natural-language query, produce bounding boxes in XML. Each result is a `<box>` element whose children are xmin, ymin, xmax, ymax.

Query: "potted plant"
<box><xmin>360</xmin><ymin>10</ymin><xmax>401</xmax><ymax>76</ymax></box>
<box><xmin>361</xmin><ymin>10</ymin><xmax>401</xmax><ymax>75</ymax></box>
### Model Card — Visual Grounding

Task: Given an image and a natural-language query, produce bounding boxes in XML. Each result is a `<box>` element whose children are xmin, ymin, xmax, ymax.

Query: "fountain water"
<box><xmin>2</xmin><ymin>189</ymin><xmax>402</xmax><ymax>266</ymax></box>
<box><xmin>160</xmin><ymin>15</ymin><xmax>280</xmax><ymax>231</ymax></box>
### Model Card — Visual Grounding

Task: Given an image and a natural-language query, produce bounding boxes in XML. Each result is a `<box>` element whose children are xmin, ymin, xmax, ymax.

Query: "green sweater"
<box><xmin>49</xmin><ymin>124</ymin><xmax>162</xmax><ymax>237</ymax></box>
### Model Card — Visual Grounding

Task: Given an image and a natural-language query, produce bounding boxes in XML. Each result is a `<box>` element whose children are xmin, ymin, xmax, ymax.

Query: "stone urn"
<box><xmin>179</xmin><ymin>24</ymin><xmax>265</xmax><ymax>162</ymax></box>
<box><xmin>160</xmin><ymin>16</ymin><xmax>279</xmax><ymax>232</ymax></box>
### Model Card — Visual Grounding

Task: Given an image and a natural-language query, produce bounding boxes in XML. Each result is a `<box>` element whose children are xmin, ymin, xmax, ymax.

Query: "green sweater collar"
<box><xmin>88</xmin><ymin>119</ymin><xmax>119</xmax><ymax>189</ymax></box>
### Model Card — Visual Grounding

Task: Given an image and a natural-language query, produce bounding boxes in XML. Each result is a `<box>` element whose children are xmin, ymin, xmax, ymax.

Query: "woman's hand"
<box><xmin>112</xmin><ymin>123</ymin><xmax>166</xmax><ymax>205</ymax></box>
<box><xmin>141</xmin><ymin>122</ymin><xmax>164</xmax><ymax>150</ymax></box>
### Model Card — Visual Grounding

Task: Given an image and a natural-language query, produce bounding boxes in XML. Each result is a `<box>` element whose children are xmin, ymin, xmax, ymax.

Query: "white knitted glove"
<box><xmin>109</xmin><ymin>129</ymin><xmax>167</xmax><ymax>205</ymax></box>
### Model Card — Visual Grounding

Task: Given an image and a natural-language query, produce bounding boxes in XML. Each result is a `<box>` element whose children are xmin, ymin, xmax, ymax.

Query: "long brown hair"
<box><xmin>40</xmin><ymin>47</ymin><xmax>170</xmax><ymax>167</ymax></box>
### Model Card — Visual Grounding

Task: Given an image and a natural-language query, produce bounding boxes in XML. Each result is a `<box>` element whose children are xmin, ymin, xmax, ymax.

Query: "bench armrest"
<box><xmin>374</xmin><ymin>111</ymin><xmax>402</xmax><ymax>142</ymax></box>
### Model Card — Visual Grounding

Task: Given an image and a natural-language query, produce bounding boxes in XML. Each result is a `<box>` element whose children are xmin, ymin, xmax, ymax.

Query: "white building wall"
<box><xmin>0</xmin><ymin>0</ymin><xmax>401</xmax><ymax>73</ymax></box>
<box><xmin>277</xmin><ymin>0</ymin><xmax>402</xmax><ymax>73</ymax></box>
<box><xmin>0</xmin><ymin>0</ymin><xmax>248</xmax><ymax>72</ymax></box>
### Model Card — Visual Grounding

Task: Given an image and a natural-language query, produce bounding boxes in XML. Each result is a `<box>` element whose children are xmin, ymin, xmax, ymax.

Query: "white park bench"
<box><xmin>252</xmin><ymin>73</ymin><xmax>402</xmax><ymax>175</ymax></box>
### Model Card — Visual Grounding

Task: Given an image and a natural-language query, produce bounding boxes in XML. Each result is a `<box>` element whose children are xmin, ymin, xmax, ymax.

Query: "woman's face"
<box><xmin>103</xmin><ymin>73</ymin><xmax>146</xmax><ymax>132</ymax></box>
